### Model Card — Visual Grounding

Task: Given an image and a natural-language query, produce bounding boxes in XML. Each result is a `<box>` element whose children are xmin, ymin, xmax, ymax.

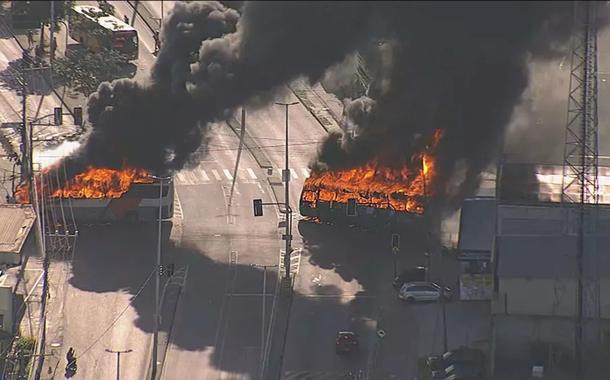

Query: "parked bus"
<box><xmin>69</xmin><ymin>5</ymin><xmax>139</xmax><ymax>60</ymax></box>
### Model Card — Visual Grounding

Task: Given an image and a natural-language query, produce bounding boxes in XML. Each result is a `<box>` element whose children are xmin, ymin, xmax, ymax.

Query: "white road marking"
<box><xmin>176</xmin><ymin>172</ymin><xmax>187</xmax><ymax>183</ymax></box>
<box><xmin>223</xmin><ymin>169</ymin><xmax>233</xmax><ymax>180</ymax></box>
<box><xmin>212</xmin><ymin>169</ymin><xmax>222</xmax><ymax>181</ymax></box>
<box><xmin>199</xmin><ymin>169</ymin><xmax>210</xmax><ymax>181</ymax></box>
<box><xmin>247</xmin><ymin>168</ymin><xmax>257</xmax><ymax>179</ymax></box>
<box><xmin>301</xmin><ymin>168</ymin><xmax>310</xmax><ymax>178</ymax></box>
<box><xmin>186</xmin><ymin>171</ymin><xmax>199</xmax><ymax>184</ymax></box>
<box><xmin>290</xmin><ymin>168</ymin><xmax>298</xmax><ymax>179</ymax></box>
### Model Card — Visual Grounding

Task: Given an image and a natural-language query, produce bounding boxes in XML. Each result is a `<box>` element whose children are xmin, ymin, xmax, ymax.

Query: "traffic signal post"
<box><xmin>253</xmin><ymin>199</ymin><xmax>294</xmax><ymax>280</ymax></box>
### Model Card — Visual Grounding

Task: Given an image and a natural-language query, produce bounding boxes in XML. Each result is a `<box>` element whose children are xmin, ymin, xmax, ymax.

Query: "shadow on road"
<box><xmin>64</xmin><ymin>222</ymin><xmax>377</xmax><ymax>378</ymax></box>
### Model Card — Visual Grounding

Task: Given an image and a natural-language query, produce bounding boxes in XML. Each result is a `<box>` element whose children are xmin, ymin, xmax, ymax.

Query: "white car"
<box><xmin>398</xmin><ymin>281</ymin><xmax>452</xmax><ymax>303</ymax></box>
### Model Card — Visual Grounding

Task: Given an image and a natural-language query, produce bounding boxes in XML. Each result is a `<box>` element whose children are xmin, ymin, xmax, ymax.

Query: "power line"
<box><xmin>75</xmin><ymin>267</ymin><xmax>155</xmax><ymax>360</ymax></box>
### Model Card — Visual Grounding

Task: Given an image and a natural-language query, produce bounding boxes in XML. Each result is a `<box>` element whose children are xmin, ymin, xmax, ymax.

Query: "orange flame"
<box><xmin>301</xmin><ymin>129</ymin><xmax>443</xmax><ymax>214</ymax></box>
<box><xmin>16</xmin><ymin>166</ymin><xmax>153</xmax><ymax>204</ymax></box>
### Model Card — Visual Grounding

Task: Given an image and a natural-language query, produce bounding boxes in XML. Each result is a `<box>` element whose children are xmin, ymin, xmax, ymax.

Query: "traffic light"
<box><xmin>253</xmin><ymin>199</ymin><xmax>263</xmax><ymax>217</ymax></box>
<box><xmin>346</xmin><ymin>198</ymin><xmax>357</xmax><ymax>216</ymax></box>
<box><xmin>159</xmin><ymin>264</ymin><xmax>165</xmax><ymax>277</ymax></box>
<box><xmin>166</xmin><ymin>263</ymin><xmax>175</xmax><ymax>277</ymax></box>
<box><xmin>73</xmin><ymin>107</ymin><xmax>83</xmax><ymax>126</ymax></box>
<box><xmin>54</xmin><ymin>107</ymin><xmax>63</xmax><ymax>126</ymax></box>
<box><xmin>391</xmin><ymin>234</ymin><xmax>400</xmax><ymax>250</ymax></box>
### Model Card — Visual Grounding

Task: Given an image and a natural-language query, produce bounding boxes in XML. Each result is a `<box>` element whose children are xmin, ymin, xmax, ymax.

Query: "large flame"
<box><xmin>16</xmin><ymin>166</ymin><xmax>153</xmax><ymax>203</ymax></box>
<box><xmin>301</xmin><ymin>129</ymin><xmax>443</xmax><ymax>214</ymax></box>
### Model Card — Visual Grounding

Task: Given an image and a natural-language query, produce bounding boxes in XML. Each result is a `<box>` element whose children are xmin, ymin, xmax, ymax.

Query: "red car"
<box><xmin>335</xmin><ymin>331</ymin><xmax>359</xmax><ymax>354</ymax></box>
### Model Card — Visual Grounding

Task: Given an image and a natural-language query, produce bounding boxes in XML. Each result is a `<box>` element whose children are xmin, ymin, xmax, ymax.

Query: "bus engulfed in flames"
<box><xmin>16</xmin><ymin>167</ymin><xmax>154</xmax><ymax>203</ymax></box>
<box><xmin>16</xmin><ymin>166</ymin><xmax>173</xmax><ymax>223</ymax></box>
<box><xmin>300</xmin><ymin>130</ymin><xmax>442</xmax><ymax>226</ymax></box>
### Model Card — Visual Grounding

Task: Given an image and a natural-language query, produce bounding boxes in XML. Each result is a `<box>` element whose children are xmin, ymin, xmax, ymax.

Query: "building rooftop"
<box><xmin>0</xmin><ymin>204</ymin><xmax>36</xmax><ymax>255</ymax></box>
<box><xmin>458</xmin><ymin>197</ymin><xmax>496</xmax><ymax>258</ymax></box>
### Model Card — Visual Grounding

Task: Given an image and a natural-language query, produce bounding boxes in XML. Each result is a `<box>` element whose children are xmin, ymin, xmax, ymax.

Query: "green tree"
<box><xmin>53</xmin><ymin>48</ymin><xmax>130</xmax><ymax>96</ymax></box>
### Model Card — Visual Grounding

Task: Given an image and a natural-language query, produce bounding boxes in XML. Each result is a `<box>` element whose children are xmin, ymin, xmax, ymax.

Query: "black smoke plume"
<box><xmin>312</xmin><ymin>1</ymin><xmax>605</xmax><ymax>214</ymax></box>
<box><xmin>55</xmin><ymin>1</ymin><xmax>604</xmax><ymax>218</ymax></box>
<box><xmin>58</xmin><ymin>1</ymin><xmax>371</xmax><ymax>179</ymax></box>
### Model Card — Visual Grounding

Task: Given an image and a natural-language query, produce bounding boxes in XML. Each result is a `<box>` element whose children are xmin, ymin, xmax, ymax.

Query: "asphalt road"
<box><xmin>161</xmin><ymin>122</ymin><xmax>282</xmax><ymax>379</ymax></box>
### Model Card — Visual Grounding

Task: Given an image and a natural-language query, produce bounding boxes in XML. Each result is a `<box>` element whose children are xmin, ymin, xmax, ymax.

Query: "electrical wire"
<box><xmin>74</xmin><ymin>267</ymin><xmax>155</xmax><ymax>360</ymax></box>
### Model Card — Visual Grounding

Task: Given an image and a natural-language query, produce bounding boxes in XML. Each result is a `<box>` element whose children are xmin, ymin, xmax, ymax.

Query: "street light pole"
<box><xmin>105</xmin><ymin>348</ymin><xmax>132</xmax><ymax>380</ymax></box>
<box><xmin>251</xmin><ymin>263</ymin><xmax>278</xmax><ymax>379</ymax></box>
<box><xmin>275</xmin><ymin>101</ymin><xmax>298</xmax><ymax>280</ymax></box>
<box><xmin>150</xmin><ymin>175</ymin><xmax>170</xmax><ymax>380</ymax></box>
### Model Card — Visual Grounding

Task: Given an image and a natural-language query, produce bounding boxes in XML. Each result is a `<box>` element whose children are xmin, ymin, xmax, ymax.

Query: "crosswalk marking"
<box><xmin>190</xmin><ymin>170</ymin><xmax>205</xmax><ymax>183</ymax></box>
<box><xmin>211</xmin><ymin>169</ymin><xmax>222</xmax><ymax>181</ymax></box>
<box><xmin>174</xmin><ymin>166</ymin><xmax>311</xmax><ymax>185</ymax></box>
<box><xmin>223</xmin><ymin>169</ymin><xmax>233</xmax><ymax>180</ymax></box>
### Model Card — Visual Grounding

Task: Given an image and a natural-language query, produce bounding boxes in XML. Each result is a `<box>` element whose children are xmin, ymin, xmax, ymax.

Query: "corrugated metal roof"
<box><xmin>458</xmin><ymin>198</ymin><xmax>496</xmax><ymax>254</ymax></box>
<box><xmin>0</xmin><ymin>205</ymin><xmax>35</xmax><ymax>254</ymax></box>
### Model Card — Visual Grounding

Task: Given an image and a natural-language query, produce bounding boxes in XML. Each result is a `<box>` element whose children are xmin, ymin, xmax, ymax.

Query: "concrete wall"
<box><xmin>0</xmin><ymin>285</ymin><xmax>13</xmax><ymax>334</ymax></box>
<box><xmin>497</xmin><ymin>277</ymin><xmax>577</xmax><ymax>317</ymax></box>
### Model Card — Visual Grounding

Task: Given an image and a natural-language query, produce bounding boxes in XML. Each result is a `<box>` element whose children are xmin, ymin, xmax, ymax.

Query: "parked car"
<box><xmin>427</xmin><ymin>347</ymin><xmax>485</xmax><ymax>372</ymax></box>
<box><xmin>398</xmin><ymin>281</ymin><xmax>452</xmax><ymax>303</ymax></box>
<box><xmin>335</xmin><ymin>331</ymin><xmax>359</xmax><ymax>354</ymax></box>
<box><xmin>392</xmin><ymin>266</ymin><xmax>427</xmax><ymax>291</ymax></box>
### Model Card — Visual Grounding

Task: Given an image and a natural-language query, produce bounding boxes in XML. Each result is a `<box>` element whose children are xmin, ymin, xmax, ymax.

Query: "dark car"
<box><xmin>335</xmin><ymin>331</ymin><xmax>359</xmax><ymax>354</ymax></box>
<box><xmin>392</xmin><ymin>266</ymin><xmax>427</xmax><ymax>291</ymax></box>
<box><xmin>427</xmin><ymin>347</ymin><xmax>485</xmax><ymax>372</ymax></box>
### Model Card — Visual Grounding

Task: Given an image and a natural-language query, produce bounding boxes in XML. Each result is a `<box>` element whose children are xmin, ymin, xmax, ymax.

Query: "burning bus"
<box><xmin>16</xmin><ymin>167</ymin><xmax>174</xmax><ymax>224</ymax></box>
<box><xmin>299</xmin><ymin>130</ymin><xmax>441</xmax><ymax>228</ymax></box>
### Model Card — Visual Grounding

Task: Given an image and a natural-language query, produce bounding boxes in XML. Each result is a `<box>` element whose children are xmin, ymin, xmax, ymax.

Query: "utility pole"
<box><xmin>105</xmin><ymin>348</ymin><xmax>132</xmax><ymax>380</ymax></box>
<box><xmin>441</xmin><ymin>288</ymin><xmax>448</xmax><ymax>353</ymax></box>
<box><xmin>251</xmin><ymin>264</ymin><xmax>278</xmax><ymax>380</ymax></box>
<box><xmin>229</xmin><ymin>108</ymin><xmax>246</xmax><ymax>209</ymax></box>
<box><xmin>560</xmin><ymin>2</ymin><xmax>599</xmax><ymax>378</ymax></box>
<box><xmin>149</xmin><ymin>175</ymin><xmax>170</xmax><ymax>380</ymax></box>
<box><xmin>20</xmin><ymin>74</ymin><xmax>27</xmax><ymax>182</ymax></box>
<box><xmin>275</xmin><ymin>101</ymin><xmax>298</xmax><ymax>280</ymax></box>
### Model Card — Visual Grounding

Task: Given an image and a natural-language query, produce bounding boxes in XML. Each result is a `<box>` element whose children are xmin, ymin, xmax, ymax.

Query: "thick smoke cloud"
<box><xmin>314</xmin><ymin>2</ymin><xmax>601</xmax><ymax>213</ymax></box>
<box><xmin>56</xmin><ymin>1</ymin><xmax>605</xmax><ymax>218</ymax></box>
<box><xmin>59</xmin><ymin>1</ymin><xmax>372</xmax><ymax>179</ymax></box>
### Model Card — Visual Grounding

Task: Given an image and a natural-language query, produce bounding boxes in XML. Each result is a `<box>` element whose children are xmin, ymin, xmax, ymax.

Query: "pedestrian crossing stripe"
<box><xmin>211</xmin><ymin>169</ymin><xmax>222</xmax><ymax>181</ymax></box>
<box><xmin>223</xmin><ymin>169</ymin><xmax>233</xmax><ymax>180</ymax></box>
<box><xmin>174</xmin><ymin>167</ymin><xmax>313</xmax><ymax>185</ymax></box>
